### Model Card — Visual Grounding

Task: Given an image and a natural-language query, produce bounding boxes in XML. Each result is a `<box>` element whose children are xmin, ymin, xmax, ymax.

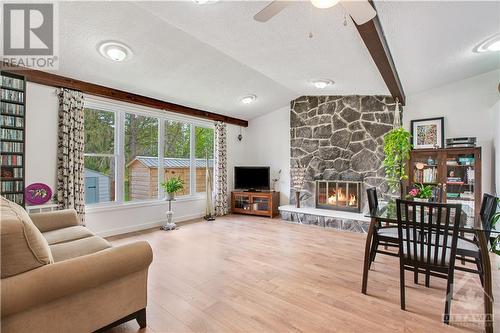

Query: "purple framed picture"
<box><xmin>25</xmin><ymin>183</ymin><xmax>52</xmax><ymax>205</ymax></box>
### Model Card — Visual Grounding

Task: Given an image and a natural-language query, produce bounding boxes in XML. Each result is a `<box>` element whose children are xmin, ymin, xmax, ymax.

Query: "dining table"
<box><xmin>361</xmin><ymin>199</ymin><xmax>497</xmax><ymax>333</ymax></box>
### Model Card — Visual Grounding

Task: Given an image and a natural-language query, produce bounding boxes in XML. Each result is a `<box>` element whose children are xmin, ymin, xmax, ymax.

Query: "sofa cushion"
<box><xmin>50</xmin><ymin>236</ymin><xmax>112</xmax><ymax>262</ymax></box>
<box><xmin>0</xmin><ymin>196</ymin><xmax>53</xmax><ymax>278</ymax></box>
<box><xmin>43</xmin><ymin>226</ymin><xmax>94</xmax><ymax>245</ymax></box>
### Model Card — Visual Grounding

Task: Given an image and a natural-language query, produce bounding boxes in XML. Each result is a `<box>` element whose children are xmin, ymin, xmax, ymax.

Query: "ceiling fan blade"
<box><xmin>253</xmin><ymin>1</ymin><xmax>290</xmax><ymax>22</ymax></box>
<box><xmin>340</xmin><ymin>0</ymin><xmax>377</xmax><ymax>25</ymax></box>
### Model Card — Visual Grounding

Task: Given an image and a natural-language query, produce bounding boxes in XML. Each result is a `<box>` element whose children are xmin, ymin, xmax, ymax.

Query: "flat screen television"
<box><xmin>234</xmin><ymin>166</ymin><xmax>270</xmax><ymax>191</ymax></box>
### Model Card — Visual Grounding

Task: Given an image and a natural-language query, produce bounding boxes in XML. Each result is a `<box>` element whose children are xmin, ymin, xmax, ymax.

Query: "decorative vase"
<box><xmin>165</xmin><ymin>192</ymin><xmax>175</xmax><ymax>201</ymax></box>
<box><xmin>295</xmin><ymin>191</ymin><xmax>301</xmax><ymax>208</ymax></box>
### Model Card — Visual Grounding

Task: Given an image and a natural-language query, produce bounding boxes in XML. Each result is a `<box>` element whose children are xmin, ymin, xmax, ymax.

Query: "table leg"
<box><xmin>362</xmin><ymin>217</ymin><xmax>377</xmax><ymax>294</ymax></box>
<box><xmin>476</xmin><ymin>231</ymin><xmax>493</xmax><ymax>333</ymax></box>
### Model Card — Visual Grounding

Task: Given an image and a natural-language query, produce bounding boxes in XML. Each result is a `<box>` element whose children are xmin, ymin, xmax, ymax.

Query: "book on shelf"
<box><xmin>0</xmin><ymin>141</ymin><xmax>23</xmax><ymax>153</ymax></box>
<box><xmin>0</xmin><ymin>102</ymin><xmax>24</xmax><ymax>116</ymax></box>
<box><xmin>1</xmin><ymin>155</ymin><xmax>23</xmax><ymax>166</ymax></box>
<box><xmin>1</xmin><ymin>167</ymin><xmax>23</xmax><ymax>178</ymax></box>
<box><xmin>1</xmin><ymin>128</ymin><xmax>23</xmax><ymax>140</ymax></box>
<box><xmin>3</xmin><ymin>193</ymin><xmax>23</xmax><ymax>205</ymax></box>
<box><xmin>1</xmin><ymin>89</ymin><xmax>24</xmax><ymax>102</ymax></box>
<box><xmin>1</xmin><ymin>76</ymin><xmax>24</xmax><ymax>90</ymax></box>
<box><xmin>0</xmin><ymin>115</ymin><xmax>24</xmax><ymax>127</ymax></box>
<box><xmin>1</xmin><ymin>180</ymin><xmax>24</xmax><ymax>192</ymax></box>
<box><xmin>414</xmin><ymin>167</ymin><xmax>437</xmax><ymax>183</ymax></box>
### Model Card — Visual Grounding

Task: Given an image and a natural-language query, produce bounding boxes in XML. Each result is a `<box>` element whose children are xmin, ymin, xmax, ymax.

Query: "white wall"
<box><xmin>25</xmin><ymin>83</ymin><xmax>58</xmax><ymax>190</ymax></box>
<box><xmin>403</xmin><ymin>69</ymin><xmax>500</xmax><ymax>194</ymax></box>
<box><xmin>239</xmin><ymin>106</ymin><xmax>291</xmax><ymax>205</ymax></box>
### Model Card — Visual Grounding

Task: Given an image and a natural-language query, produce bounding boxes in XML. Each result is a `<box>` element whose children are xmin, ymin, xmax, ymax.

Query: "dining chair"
<box><xmin>396</xmin><ymin>199</ymin><xmax>462</xmax><ymax>324</ymax></box>
<box><xmin>366</xmin><ymin>188</ymin><xmax>399</xmax><ymax>269</ymax></box>
<box><xmin>453</xmin><ymin>193</ymin><xmax>499</xmax><ymax>286</ymax></box>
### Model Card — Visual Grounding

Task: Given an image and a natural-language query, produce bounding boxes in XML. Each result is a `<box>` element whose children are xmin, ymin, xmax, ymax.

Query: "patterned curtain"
<box><xmin>214</xmin><ymin>121</ymin><xmax>229</xmax><ymax>216</ymax></box>
<box><xmin>56</xmin><ymin>89</ymin><xmax>85</xmax><ymax>223</ymax></box>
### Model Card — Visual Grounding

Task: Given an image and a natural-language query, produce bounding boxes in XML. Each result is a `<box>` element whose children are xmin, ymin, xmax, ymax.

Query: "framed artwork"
<box><xmin>410</xmin><ymin>117</ymin><xmax>444</xmax><ymax>149</ymax></box>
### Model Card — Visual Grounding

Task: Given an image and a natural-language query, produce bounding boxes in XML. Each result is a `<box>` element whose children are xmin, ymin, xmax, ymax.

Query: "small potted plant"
<box><xmin>161</xmin><ymin>177</ymin><xmax>184</xmax><ymax>201</ymax></box>
<box><xmin>406</xmin><ymin>183</ymin><xmax>433</xmax><ymax>202</ymax></box>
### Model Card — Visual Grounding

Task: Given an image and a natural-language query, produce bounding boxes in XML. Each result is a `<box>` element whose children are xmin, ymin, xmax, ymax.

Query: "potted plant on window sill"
<box><xmin>161</xmin><ymin>177</ymin><xmax>184</xmax><ymax>201</ymax></box>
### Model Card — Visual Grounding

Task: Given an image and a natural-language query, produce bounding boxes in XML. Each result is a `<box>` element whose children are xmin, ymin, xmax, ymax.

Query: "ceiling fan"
<box><xmin>253</xmin><ymin>0</ymin><xmax>377</xmax><ymax>25</ymax></box>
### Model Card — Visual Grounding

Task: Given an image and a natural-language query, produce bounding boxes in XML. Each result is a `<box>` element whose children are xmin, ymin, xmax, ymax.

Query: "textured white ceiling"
<box><xmin>376</xmin><ymin>1</ymin><xmax>500</xmax><ymax>94</ymax></box>
<box><xmin>56</xmin><ymin>1</ymin><xmax>499</xmax><ymax>120</ymax></box>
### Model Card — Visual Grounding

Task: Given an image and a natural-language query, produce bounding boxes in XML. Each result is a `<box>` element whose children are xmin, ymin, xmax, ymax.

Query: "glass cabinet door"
<box><xmin>252</xmin><ymin>195</ymin><xmax>270</xmax><ymax>214</ymax></box>
<box><xmin>411</xmin><ymin>151</ymin><xmax>440</xmax><ymax>185</ymax></box>
<box><xmin>444</xmin><ymin>150</ymin><xmax>477</xmax><ymax>222</ymax></box>
<box><xmin>234</xmin><ymin>194</ymin><xmax>251</xmax><ymax>211</ymax></box>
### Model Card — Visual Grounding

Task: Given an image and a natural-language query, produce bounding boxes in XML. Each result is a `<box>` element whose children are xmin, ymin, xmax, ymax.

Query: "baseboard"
<box><xmin>95</xmin><ymin>212</ymin><xmax>205</xmax><ymax>237</ymax></box>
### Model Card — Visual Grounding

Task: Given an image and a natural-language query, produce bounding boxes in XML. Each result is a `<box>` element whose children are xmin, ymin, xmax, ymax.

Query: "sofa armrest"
<box><xmin>1</xmin><ymin>241</ymin><xmax>153</xmax><ymax>317</ymax></box>
<box><xmin>29</xmin><ymin>209</ymin><xmax>80</xmax><ymax>232</ymax></box>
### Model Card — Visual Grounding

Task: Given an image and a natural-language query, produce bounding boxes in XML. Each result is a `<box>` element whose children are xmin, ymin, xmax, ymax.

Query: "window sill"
<box><xmin>85</xmin><ymin>195</ymin><xmax>205</xmax><ymax>214</ymax></box>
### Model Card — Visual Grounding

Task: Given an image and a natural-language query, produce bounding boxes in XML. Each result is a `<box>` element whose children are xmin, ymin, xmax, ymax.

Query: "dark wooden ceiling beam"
<box><xmin>353</xmin><ymin>2</ymin><xmax>406</xmax><ymax>105</ymax></box>
<box><xmin>2</xmin><ymin>67</ymin><xmax>248</xmax><ymax>127</ymax></box>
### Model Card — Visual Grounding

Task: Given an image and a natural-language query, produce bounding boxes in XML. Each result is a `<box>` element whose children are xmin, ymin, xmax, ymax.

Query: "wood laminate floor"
<box><xmin>106</xmin><ymin>214</ymin><xmax>500</xmax><ymax>333</ymax></box>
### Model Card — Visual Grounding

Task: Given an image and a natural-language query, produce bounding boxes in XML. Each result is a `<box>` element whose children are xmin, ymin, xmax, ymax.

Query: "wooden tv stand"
<box><xmin>231</xmin><ymin>191</ymin><xmax>280</xmax><ymax>218</ymax></box>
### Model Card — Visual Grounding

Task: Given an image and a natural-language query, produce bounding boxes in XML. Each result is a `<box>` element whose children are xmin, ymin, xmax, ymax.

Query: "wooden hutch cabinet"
<box><xmin>231</xmin><ymin>191</ymin><xmax>280</xmax><ymax>218</ymax></box>
<box><xmin>408</xmin><ymin>147</ymin><xmax>481</xmax><ymax>223</ymax></box>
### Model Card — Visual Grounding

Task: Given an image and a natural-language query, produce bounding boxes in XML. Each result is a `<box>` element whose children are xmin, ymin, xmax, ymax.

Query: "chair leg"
<box><xmin>136</xmin><ymin>308</ymin><xmax>147</xmax><ymax>329</ymax></box>
<box><xmin>475</xmin><ymin>256</ymin><xmax>484</xmax><ymax>287</ymax></box>
<box><xmin>425</xmin><ymin>268</ymin><xmax>430</xmax><ymax>287</ymax></box>
<box><xmin>400</xmin><ymin>265</ymin><xmax>406</xmax><ymax>310</ymax></box>
<box><xmin>414</xmin><ymin>268</ymin><xmax>419</xmax><ymax>284</ymax></box>
<box><xmin>444</xmin><ymin>273</ymin><xmax>453</xmax><ymax>324</ymax></box>
<box><xmin>369</xmin><ymin>237</ymin><xmax>379</xmax><ymax>269</ymax></box>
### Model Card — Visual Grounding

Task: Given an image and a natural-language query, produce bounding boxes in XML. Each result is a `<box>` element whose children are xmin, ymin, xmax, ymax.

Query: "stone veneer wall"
<box><xmin>290</xmin><ymin>95</ymin><xmax>401</xmax><ymax>211</ymax></box>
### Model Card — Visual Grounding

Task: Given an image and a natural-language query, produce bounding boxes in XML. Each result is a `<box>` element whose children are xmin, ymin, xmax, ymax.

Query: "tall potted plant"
<box><xmin>383</xmin><ymin>127</ymin><xmax>412</xmax><ymax>198</ymax></box>
<box><xmin>161</xmin><ymin>176</ymin><xmax>184</xmax><ymax>201</ymax></box>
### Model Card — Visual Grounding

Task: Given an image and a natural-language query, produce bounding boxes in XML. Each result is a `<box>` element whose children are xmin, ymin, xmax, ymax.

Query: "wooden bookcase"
<box><xmin>408</xmin><ymin>147</ymin><xmax>481</xmax><ymax>223</ymax></box>
<box><xmin>231</xmin><ymin>191</ymin><xmax>280</xmax><ymax>218</ymax></box>
<box><xmin>0</xmin><ymin>72</ymin><xmax>26</xmax><ymax>206</ymax></box>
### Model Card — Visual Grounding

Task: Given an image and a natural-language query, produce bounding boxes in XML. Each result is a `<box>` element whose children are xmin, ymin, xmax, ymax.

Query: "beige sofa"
<box><xmin>0</xmin><ymin>197</ymin><xmax>153</xmax><ymax>333</ymax></box>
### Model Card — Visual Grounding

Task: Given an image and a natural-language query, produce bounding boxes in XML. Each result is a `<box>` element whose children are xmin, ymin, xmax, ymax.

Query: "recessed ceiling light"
<box><xmin>310</xmin><ymin>0</ymin><xmax>340</xmax><ymax>9</ymax></box>
<box><xmin>312</xmin><ymin>79</ymin><xmax>334</xmax><ymax>89</ymax></box>
<box><xmin>241</xmin><ymin>95</ymin><xmax>257</xmax><ymax>104</ymax></box>
<box><xmin>473</xmin><ymin>33</ymin><xmax>500</xmax><ymax>53</ymax></box>
<box><xmin>98</xmin><ymin>41</ymin><xmax>132</xmax><ymax>62</ymax></box>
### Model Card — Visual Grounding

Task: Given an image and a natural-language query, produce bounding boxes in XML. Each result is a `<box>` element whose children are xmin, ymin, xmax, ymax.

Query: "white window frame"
<box><xmin>83</xmin><ymin>96</ymin><xmax>214</xmax><ymax>211</ymax></box>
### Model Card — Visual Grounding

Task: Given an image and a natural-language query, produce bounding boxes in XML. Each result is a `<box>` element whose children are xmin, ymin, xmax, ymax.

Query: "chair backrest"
<box><xmin>396</xmin><ymin>199</ymin><xmax>462</xmax><ymax>269</ymax></box>
<box><xmin>366</xmin><ymin>187</ymin><xmax>378</xmax><ymax>212</ymax></box>
<box><xmin>480</xmin><ymin>193</ymin><xmax>498</xmax><ymax>240</ymax></box>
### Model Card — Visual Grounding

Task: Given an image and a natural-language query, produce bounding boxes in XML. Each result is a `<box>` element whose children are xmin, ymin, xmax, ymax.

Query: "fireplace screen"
<box><xmin>316</xmin><ymin>180</ymin><xmax>361</xmax><ymax>212</ymax></box>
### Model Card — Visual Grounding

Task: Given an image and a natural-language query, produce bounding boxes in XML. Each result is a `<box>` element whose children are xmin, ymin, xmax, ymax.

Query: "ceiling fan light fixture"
<box><xmin>473</xmin><ymin>33</ymin><xmax>500</xmax><ymax>53</ymax></box>
<box><xmin>310</xmin><ymin>0</ymin><xmax>340</xmax><ymax>9</ymax></box>
<box><xmin>193</xmin><ymin>0</ymin><xmax>218</xmax><ymax>4</ymax></box>
<box><xmin>312</xmin><ymin>79</ymin><xmax>334</xmax><ymax>89</ymax></box>
<box><xmin>241</xmin><ymin>94</ymin><xmax>257</xmax><ymax>104</ymax></box>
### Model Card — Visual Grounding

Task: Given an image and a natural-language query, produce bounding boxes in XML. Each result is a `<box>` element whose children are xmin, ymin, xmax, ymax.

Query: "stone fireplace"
<box><xmin>280</xmin><ymin>95</ymin><xmax>402</xmax><ymax>233</ymax></box>
<box><xmin>316</xmin><ymin>180</ymin><xmax>361</xmax><ymax>213</ymax></box>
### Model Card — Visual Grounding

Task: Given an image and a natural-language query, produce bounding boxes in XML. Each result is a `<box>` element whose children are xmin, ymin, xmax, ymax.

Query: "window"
<box><xmin>124</xmin><ymin>113</ymin><xmax>158</xmax><ymax>202</ymax></box>
<box><xmin>195</xmin><ymin>126</ymin><xmax>214</xmax><ymax>193</ymax></box>
<box><xmin>84</xmin><ymin>108</ymin><xmax>115</xmax><ymax>204</ymax></box>
<box><xmin>164</xmin><ymin>120</ymin><xmax>191</xmax><ymax>196</ymax></box>
<box><xmin>83</xmin><ymin>100</ymin><xmax>214</xmax><ymax>206</ymax></box>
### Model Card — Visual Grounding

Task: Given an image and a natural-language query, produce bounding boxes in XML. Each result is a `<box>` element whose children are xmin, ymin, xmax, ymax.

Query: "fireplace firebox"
<box><xmin>316</xmin><ymin>180</ymin><xmax>362</xmax><ymax>212</ymax></box>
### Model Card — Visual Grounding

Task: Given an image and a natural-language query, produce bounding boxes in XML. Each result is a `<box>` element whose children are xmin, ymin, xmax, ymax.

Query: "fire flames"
<box><xmin>328</xmin><ymin>188</ymin><xmax>357</xmax><ymax>206</ymax></box>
